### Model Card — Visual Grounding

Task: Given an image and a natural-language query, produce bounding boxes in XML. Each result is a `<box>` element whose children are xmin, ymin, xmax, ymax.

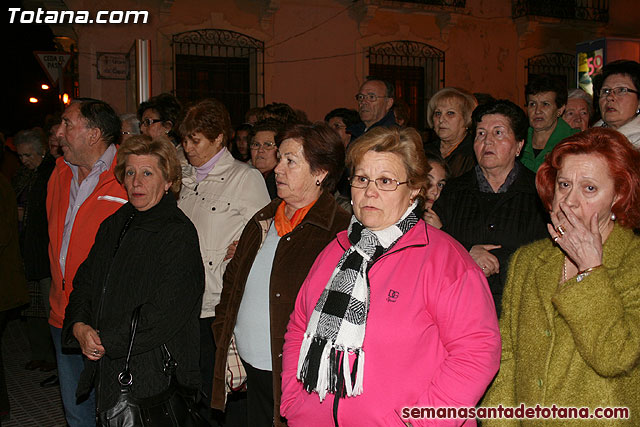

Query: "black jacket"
<box><xmin>347</xmin><ymin>108</ymin><xmax>397</xmax><ymax>142</ymax></box>
<box><xmin>432</xmin><ymin>163</ymin><xmax>548</xmax><ymax>315</ymax></box>
<box><xmin>423</xmin><ymin>132</ymin><xmax>477</xmax><ymax>179</ymax></box>
<box><xmin>18</xmin><ymin>154</ymin><xmax>55</xmax><ymax>280</ymax></box>
<box><xmin>62</xmin><ymin>194</ymin><xmax>205</xmax><ymax>412</ymax></box>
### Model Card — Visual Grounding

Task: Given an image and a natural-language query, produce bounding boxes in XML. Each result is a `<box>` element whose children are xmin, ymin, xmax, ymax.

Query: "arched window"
<box><xmin>368</xmin><ymin>41</ymin><xmax>444</xmax><ymax>130</ymax></box>
<box><xmin>173</xmin><ymin>29</ymin><xmax>264</xmax><ymax>125</ymax></box>
<box><xmin>527</xmin><ymin>53</ymin><xmax>576</xmax><ymax>89</ymax></box>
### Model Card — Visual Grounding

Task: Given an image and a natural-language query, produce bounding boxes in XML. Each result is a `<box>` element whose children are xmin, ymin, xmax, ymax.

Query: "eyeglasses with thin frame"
<box><xmin>599</xmin><ymin>87</ymin><xmax>639</xmax><ymax>97</ymax></box>
<box><xmin>350</xmin><ymin>175</ymin><xmax>408</xmax><ymax>191</ymax></box>
<box><xmin>140</xmin><ymin>118</ymin><xmax>163</xmax><ymax>127</ymax></box>
<box><xmin>249</xmin><ymin>141</ymin><xmax>277</xmax><ymax>150</ymax></box>
<box><xmin>355</xmin><ymin>93</ymin><xmax>387</xmax><ymax>103</ymax></box>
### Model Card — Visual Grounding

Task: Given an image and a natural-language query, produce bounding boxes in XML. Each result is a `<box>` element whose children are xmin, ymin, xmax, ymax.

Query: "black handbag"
<box><xmin>98</xmin><ymin>306</ymin><xmax>209</xmax><ymax>427</ymax></box>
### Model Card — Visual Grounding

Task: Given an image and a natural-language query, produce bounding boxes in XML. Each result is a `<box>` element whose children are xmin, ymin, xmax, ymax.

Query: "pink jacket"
<box><xmin>281</xmin><ymin>220</ymin><xmax>501</xmax><ymax>426</ymax></box>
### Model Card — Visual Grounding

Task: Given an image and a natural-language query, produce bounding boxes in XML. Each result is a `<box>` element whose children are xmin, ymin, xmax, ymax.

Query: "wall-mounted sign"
<box><xmin>97</xmin><ymin>52</ymin><xmax>129</xmax><ymax>80</ymax></box>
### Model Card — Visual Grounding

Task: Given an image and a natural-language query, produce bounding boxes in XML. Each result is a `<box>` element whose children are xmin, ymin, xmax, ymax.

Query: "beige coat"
<box><xmin>178</xmin><ymin>149</ymin><xmax>270</xmax><ymax>318</ymax></box>
<box><xmin>482</xmin><ymin>224</ymin><xmax>640</xmax><ymax>426</ymax></box>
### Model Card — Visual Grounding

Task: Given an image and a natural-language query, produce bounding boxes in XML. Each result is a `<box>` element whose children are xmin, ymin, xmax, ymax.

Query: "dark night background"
<box><xmin>3</xmin><ymin>0</ymin><xmax>59</xmax><ymax>139</ymax></box>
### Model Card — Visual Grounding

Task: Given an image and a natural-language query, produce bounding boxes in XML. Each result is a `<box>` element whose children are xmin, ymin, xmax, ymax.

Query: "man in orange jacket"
<box><xmin>47</xmin><ymin>99</ymin><xmax>127</xmax><ymax>426</ymax></box>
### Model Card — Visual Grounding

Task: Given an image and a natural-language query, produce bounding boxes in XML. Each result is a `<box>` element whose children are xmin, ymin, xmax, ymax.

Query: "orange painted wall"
<box><xmin>58</xmin><ymin>0</ymin><xmax>640</xmax><ymax>123</ymax></box>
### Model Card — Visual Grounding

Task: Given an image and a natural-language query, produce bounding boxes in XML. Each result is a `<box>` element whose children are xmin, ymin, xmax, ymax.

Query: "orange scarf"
<box><xmin>273</xmin><ymin>199</ymin><xmax>317</xmax><ymax>237</ymax></box>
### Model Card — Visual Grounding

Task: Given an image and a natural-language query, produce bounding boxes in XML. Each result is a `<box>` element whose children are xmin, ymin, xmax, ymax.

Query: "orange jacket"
<box><xmin>47</xmin><ymin>154</ymin><xmax>128</xmax><ymax>328</ymax></box>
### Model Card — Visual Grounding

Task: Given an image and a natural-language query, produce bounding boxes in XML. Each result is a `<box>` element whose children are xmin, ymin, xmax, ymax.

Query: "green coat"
<box><xmin>0</xmin><ymin>173</ymin><xmax>28</xmax><ymax>312</ymax></box>
<box><xmin>521</xmin><ymin>118</ymin><xmax>578</xmax><ymax>172</ymax></box>
<box><xmin>482</xmin><ymin>224</ymin><xmax>640</xmax><ymax>426</ymax></box>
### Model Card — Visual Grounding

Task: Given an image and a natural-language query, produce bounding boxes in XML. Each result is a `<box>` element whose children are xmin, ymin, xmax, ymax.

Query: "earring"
<box><xmin>350</xmin><ymin>199</ymin><xmax>354</xmax><ymax>206</ymax></box>
<box><xmin>315</xmin><ymin>179</ymin><xmax>320</xmax><ymax>186</ymax></box>
<box><xmin>611</xmin><ymin>212</ymin><xmax>616</xmax><ymax>221</ymax></box>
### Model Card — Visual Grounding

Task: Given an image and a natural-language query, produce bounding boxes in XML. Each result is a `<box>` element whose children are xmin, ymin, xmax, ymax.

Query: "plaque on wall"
<box><xmin>97</xmin><ymin>52</ymin><xmax>129</xmax><ymax>80</ymax></box>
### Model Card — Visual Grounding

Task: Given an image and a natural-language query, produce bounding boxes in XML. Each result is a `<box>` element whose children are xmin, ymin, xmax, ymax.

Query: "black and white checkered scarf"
<box><xmin>296</xmin><ymin>203</ymin><xmax>419</xmax><ymax>401</ymax></box>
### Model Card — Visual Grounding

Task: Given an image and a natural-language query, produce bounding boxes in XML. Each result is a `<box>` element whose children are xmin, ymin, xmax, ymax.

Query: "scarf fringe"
<box><xmin>353</xmin><ymin>349</ymin><xmax>364</xmax><ymax>396</ymax></box>
<box><xmin>296</xmin><ymin>333</ymin><xmax>313</xmax><ymax>382</ymax></box>
<box><xmin>316</xmin><ymin>341</ymin><xmax>332</xmax><ymax>402</ymax></box>
<box><xmin>297</xmin><ymin>333</ymin><xmax>366</xmax><ymax>401</ymax></box>
<box><xmin>342</xmin><ymin>349</ymin><xmax>353</xmax><ymax>396</ymax></box>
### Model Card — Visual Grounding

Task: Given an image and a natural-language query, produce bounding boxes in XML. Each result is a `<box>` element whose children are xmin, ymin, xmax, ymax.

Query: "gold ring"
<box><xmin>553</xmin><ymin>236</ymin><xmax>559</xmax><ymax>242</ymax></box>
<box><xmin>556</xmin><ymin>225</ymin><xmax>566</xmax><ymax>236</ymax></box>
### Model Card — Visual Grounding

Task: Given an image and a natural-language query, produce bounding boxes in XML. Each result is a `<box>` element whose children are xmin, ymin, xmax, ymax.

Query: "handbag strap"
<box><xmin>161</xmin><ymin>344</ymin><xmax>177</xmax><ymax>377</ymax></box>
<box><xmin>117</xmin><ymin>306</ymin><xmax>177</xmax><ymax>388</ymax></box>
<box><xmin>117</xmin><ymin>305</ymin><xmax>142</xmax><ymax>388</ymax></box>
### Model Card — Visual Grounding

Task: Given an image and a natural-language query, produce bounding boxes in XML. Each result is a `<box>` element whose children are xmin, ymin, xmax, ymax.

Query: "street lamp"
<box><xmin>29</xmin><ymin>97</ymin><xmax>39</xmax><ymax>103</ymax></box>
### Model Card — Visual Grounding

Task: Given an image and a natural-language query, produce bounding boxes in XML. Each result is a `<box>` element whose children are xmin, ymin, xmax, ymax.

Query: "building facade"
<box><xmin>33</xmin><ymin>0</ymin><xmax>640</xmax><ymax>128</ymax></box>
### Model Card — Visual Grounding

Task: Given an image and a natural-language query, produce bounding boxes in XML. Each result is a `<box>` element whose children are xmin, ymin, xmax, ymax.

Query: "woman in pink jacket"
<box><xmin>281</xmin><ymin>126</ymin><xmax>501</xmax><ymax>426</ymax></box>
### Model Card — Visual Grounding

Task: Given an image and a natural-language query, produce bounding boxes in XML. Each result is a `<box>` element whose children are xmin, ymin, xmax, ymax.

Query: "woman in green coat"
<box><xmin>483</xmin><ymin>128</ymin><xmax>640</xmax><ymax>426</ymax></box>
<box><xmin>521</xmin><ymin>74</ymin><xmax>578</xmax><ymax>172</ymax></box>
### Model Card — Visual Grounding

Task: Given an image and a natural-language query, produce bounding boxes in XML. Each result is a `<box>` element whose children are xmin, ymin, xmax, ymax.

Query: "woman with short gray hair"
<box><xmin>562</xmin><ymin>88</ymin><xmax>593</xmax><ymax>131</ymax></box>
<box><xmin>119</xmin><ymin>113</ymin><xmax>141</xmax><ymax>142</ymax></box>
<box><xmin>13</xmin><ymin>127</ymin><xmax>57</xmax><ymax>372</ymax></box>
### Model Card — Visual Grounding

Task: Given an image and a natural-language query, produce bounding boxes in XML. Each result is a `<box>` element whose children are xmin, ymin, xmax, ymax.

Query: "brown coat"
<box><xmin>211</xmin><ymin>191</ymin><xmax>350</xmax><ymax>425</ymax></box>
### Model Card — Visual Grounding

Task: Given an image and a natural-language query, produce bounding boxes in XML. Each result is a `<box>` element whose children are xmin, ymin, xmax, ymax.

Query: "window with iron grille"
<box><xmin>393</xmin><ymin>0</ymin><xmax>466</xmax><ymax>6</ymax></box>
<box><xmin>172</xmin><ymin>29</ymin><xmax>264</xmax><ymax>126</ymax></box>
<box><xmin>512</xmin><ymin>0</ymin><xmax>609</xmax><ymax>23</ymax></box>
<box><xmin>368</xmin><ymin>41</ymin><xmax>444</xmax><ymax>130</ymax></box>
<box><xmin>527</xmin><ymin>53</ymin><xmax>576</xmax><ymax>90</ymax></box>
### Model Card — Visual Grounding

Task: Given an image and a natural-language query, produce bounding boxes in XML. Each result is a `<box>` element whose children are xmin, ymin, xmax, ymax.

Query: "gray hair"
<box><xmin>120</xmin><ymin>113</ymin><xmax>141</xmax><ymax>135</ymax></box>
<box><xmin>14</xmin><ymin>127</ymin><xmax>47</xmax><ymax>153</ymax></box>
<box><xmin>567</xmin><ymin>88</ymin><xmax>594</xmax><ymax>118</ymax></box>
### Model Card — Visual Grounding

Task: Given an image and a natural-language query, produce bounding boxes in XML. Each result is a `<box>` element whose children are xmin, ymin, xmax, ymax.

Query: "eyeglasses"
<box><xmin>121</xmin><ymin>131</ymin><xmax>133</xmax><ymax>135</ymax></box>
<box><xmin>140</xmin><ymin>118</ymin><xmax>163</xmax><ymax>127</ymax></box>
<box><xmin>599</xmin><ymin>87</ymin><xmax>639</xmax><ymax>97</ymax></box>
<box><xmin>355</xmin><ymin>93</ymin><xmax>387</xmax><ymax>103</ymax></box>
<box><xmin>249</xmin><ymin>141</ymin><xmax>277</xmax><ymax>150</ymax></box>
<box><xmin>350</xmin><ymin>175</ymin><xmax>408</xmax><ymax>191</ymax></box>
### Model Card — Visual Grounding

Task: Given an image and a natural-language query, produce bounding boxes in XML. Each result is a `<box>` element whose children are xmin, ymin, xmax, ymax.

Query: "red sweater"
<box><xmin>47</xmin><ymin>155</ymin><xmax>127</xmax><ymax>328</ymax></box>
